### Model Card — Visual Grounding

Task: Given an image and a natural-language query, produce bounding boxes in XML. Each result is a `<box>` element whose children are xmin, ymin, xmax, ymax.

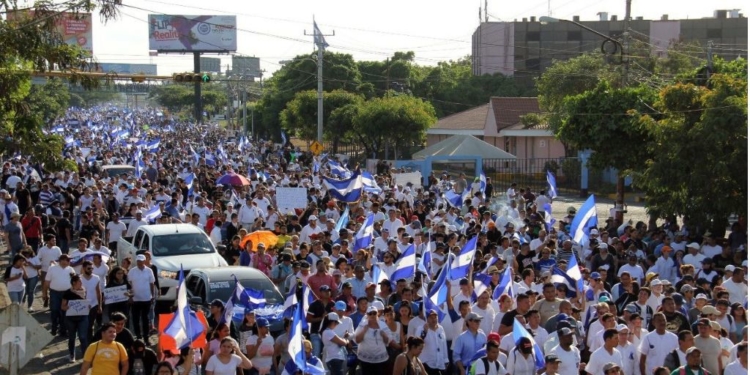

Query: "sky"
<box><xmin>68</xmin><ymin>0</ymin><xmax>750</xmax><ymax>77</ymax></box>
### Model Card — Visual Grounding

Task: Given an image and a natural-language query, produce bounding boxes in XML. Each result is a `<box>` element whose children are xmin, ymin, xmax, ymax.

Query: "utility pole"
<box><xmin>484</xmin><ymin>0</ymin><xmax>488</xmax><ymax>22</ymax></box>
<box><xmin>615</xmin><ymin>0</ymin><xmax>632</xmax><ymax>226</ymax></box>
<box><xmin>706</xmin><ymin>40</ymin><xmax>714</xmax><ymax>79</ymax></box>
<box><xmin>193</xmin><ymin>52</ymin><xmax>203</xmax><ymax>124</ymax></box>
<box><xmin>305</xmin><ymin>19</ymin><xmax>334</xmax><ymax>143</ymax></box>
<box><xmin>243</xmin><ymin>89</ymin><xmax>247</xmax><ymax>135</ymax></box>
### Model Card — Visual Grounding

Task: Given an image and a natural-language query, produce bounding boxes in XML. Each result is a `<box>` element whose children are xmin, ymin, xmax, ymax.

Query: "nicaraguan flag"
<box><xmin>543</xmin><ymin>203</ymin><xmax>556</xmax><ymax>232</ymax></box>
<box><xmin>240</xmin><ymin>287</ymin><xmax>267</xmax><ymax>309</ymax></box>
<box><xmin>424</xmin><ymin>281</ymin><xmax>446</xmax><ymax>321</ymax></box>
<box><xmin>361</xmin><ymin>171</ymin><xmax>382</xmax><ymax>194</ymax></box>
<box><xmin>417</xmin><ymin>242</ymin><xmax>432</xmax><ymax>276</ymax></box>
<box><xmin>570</xmin><ymin>195</ymin><xmax>598</xmax><ymax>248</ymax></box>
<box><xmin>334</xmin><ymin>206</ymin><xmax>349</xmax><ymax>233</ymax></box>
<box><xmin>429</xmin><ymin>257</ymin><xmax>452</xmax><ymax>306</ymax></box>
<box><xmin>473</xmin><ymin>273</ymin><xmax>493</xmax><ymax>301</ymax></box>
<box><xmin>146</xmin><ymin>138</ymin><xmax>161</xmax><ymax>151</ymax></box>
<box><xmin>493</xmin><ymin>266</ymin><xmax>514</xmax><ymax>300</ymax></box>
<box><xmin>449</xmin><ymin>236</ymin><xmax>478</xmax><ymax>280</ymax></box>
<box><xmin>289</xmin><ymin>305</ymin><xmax>326</xmax><ymax>375</ymax></box>
<box><xmin>479</xmin><ymin>171</ymin><xmax>487</xmax><ymax>194</ymax></box>
<box><xmin>134</xmin><ymin>148</ymin><xmax>143</xmax><ymax>178</ymax></box>
<box><xmin>280</xmin><ymin>131</ymin><xmax>287</xmax><ymax>145</ymax></box>
<box><xmin>353</xmin><ymin>214</ymin><xmax>375</xmax><ymax>251</ymax></box>
<box><xmin>313</xmin><ymin>21</ymin><xmax>329</xmax><ymax>48</ymax></box>
<box><xmin>323</xmin><ymin>170</ymin><xmax>363</xmax><ymax>203</ymax></box>
<box><xmin>512</xmin><ymin>318</ymin><xmax>546</xmax><ymax>369</ymax></box>
<box><xmin>566</xmin><ymin>253</ymin><xmax>584</xmax><ymax>292</ymax></box>
<box><xmin>190</xmin><ymin>145</ymin><xmax>200</xmax><ymax>165</ymax></box>
<box><xmin>547</xmin><ymin>171</ymin><xmax>558</xmax><ymax>199</ymax></box>
<box><xmin>327</xmin><ymin>160</ymin><xmax>352</xmax><ymax>179</ymax></box>
<box><xmin>64</xmin><ymin>136</ymin><xmax>75</xmax><ymax>147</ymax></box>
<box><xmin>164</xmin><ymin>266</ymin><xmax>205</xmax><ymax>349</ymax></box>
<box><xmin>551</xmin><ymin>266</ymin><xmax>578</xmax><ymax>298</ymax></box>
<box><xmin>143</xmin><ymin>204</ymin><xmax>162</xmax><ymax>222</ymax></box>
<box><xmin>390</xmin><ymin>244</ymin><xmax>416</xmax><ymax>282</ymax></box>
<box><xmin>184</xmin><ymin>173</ymin><xmax>196</xmax><ymax>197</ymax></box>
<box><xmin>444</xmin><ymin>190</ymin><xmax>463</xmax><ymax>208</ymax></box>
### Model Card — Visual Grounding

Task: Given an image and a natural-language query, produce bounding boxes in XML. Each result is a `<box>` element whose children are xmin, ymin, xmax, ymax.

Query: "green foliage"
<box><xmin>636</xmin><ymin>58</ymin><xmax>747</xmax><ymax>231</ymax></box>
<box><xmin>73</xmin><ymin>88</ymin><xmax>121</xmax><ymax>107</ymax></box>
<box><xmin>0</xmin><ymin>0</ymin><xmax>120</xmax><ymax>169</ymax></box>
<box><xmin>279</xmin><ymin>89</ymin><xmax>363</xmax><ymax>143</ymax></box>
<box><xmin>149</xmin><ymin>84</ymin><xmax>227</xmax><ymax>116</ymax></box>
<box><xmin>353</xmin><ymin>95</ymin><xmax>436</xmax><ymax>158</ymax></box>
<box><xmin>557</xmin><ymin>81</ymin><xmax>658</xmax><ymax>172</ymax></box>
<box><xmin>26</xmin><ymin>78</ymin><xmax>70</xmax><ymax>125</ymax></box>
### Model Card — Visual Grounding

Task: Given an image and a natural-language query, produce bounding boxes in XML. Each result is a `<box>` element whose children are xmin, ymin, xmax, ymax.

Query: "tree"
<box><xmin>353</xmin><ymin>95</ymin><xmax>437</xmax><ymax>158</ymax></box>
<box><xmin>27</xmin><ymin>78</ymin><xmax>70</xmax><ymax>126</ymax></box>
<box><xmin>0</xmin><ymin>1</ymin><xmax>120</xmax><ymax>169</ymax></box>
<box><xmin>279</xmin><ymin>89</ymin><xmax>363</xmax><ymax>152</ymax></box>
<box><xmin>636</xmin><ymin>58</ymin><xmax>747</xmax><ymax>233</ymax></box>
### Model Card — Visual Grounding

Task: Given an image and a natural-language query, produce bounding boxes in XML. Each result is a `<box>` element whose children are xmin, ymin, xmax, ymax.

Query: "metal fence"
<box><xmin>294</xmin><ymin>139</ymin><xmax>367</xmax><ymax>160</ymax></box>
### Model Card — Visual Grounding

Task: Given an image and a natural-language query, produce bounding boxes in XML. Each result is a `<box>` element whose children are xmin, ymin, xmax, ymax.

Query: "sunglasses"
<box><xmin>367</xmin><ymin>312</ymin><xmax>377</xmax><ymax>316</ymax></box>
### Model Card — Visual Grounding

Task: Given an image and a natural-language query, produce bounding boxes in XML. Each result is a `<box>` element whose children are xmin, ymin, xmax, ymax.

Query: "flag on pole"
<box><xmin>449</xmin><ymin>236</ymin><xmax>478</xmax><ymax>280</ymax></box>
<box><xmin>546</xmin><ymin>171</ymin><xmax>558</xmax><ymax>199</ymax></box>
<box><xmin>493</xmin><ymin>266</ymin><xmax>514</xmax><ymax>300</ymax></box>
<box><xmin>288</xmin><ymin>305</ymin><xmax>326</xmax><ymax>375</ymax></box>
<box><xmin>512</xmin><ymin>318</ymin><xmax>546</xmax><ymax>370</ymax></box>
<box><xmin>390</xmin><ymin>244</ymin><xmax>416</xmax><ymax>282</ymax></box>
<box><xmin>353</xmin><ymin>214</ymin><xmax>375</xmax><ymax>251</ymax></box>
<box><xmin>163</xmin><ymin>266</ymin><xmax>205</xmax><ymax>349</ymax></box>
<box><xmin>334</xmin><ymin>206</ymin><xmax>349</xmax><ymax>233</ymax></box>
<box><xmin>313</xmin><ymin>20</ymin><xmax>329</xmax><ymax>48</ymax></box>
<box><xmin>322</xmin><ymin>171</ymin><xmax>363</xmax><ymax>203</ymax></box>
<box><xmin>570</xmin><ymin>195</ymin><xmax>598</xmax><ymax>248</ymax></box>
<box><xmin>479</xmin><ymin>171</ymin><xmax>487</xmax><ymax>195</ymax></box>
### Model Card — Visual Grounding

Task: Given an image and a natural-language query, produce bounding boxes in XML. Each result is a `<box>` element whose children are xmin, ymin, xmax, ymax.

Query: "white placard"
<box><xmin>103</xmin><ymin>285</ymin><xmax>129</xmax><ymax>305</ymax></box>
<box><xmin>275</xmin><ymin>187</ymin><xmax>308</xmax><ymax>214</ymax></box>
<box><xmin>66</xmin><ymin>300</ymin><xmax>91</xmax><ymax>316</ymax></box>
<box><xmin>392</xmin><ymin>172</ymin><xmax>423</xmax><ymax>187</ymax></box>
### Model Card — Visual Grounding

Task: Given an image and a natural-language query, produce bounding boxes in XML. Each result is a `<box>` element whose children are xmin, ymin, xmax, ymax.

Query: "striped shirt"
<box><xmin>38</xmin><ymin>190</ymin><xmax>56</xmax><ymax>207</ymax></box>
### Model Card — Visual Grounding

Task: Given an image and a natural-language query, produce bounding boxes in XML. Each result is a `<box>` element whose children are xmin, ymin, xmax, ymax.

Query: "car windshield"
<box><xmin>208</xmin><ymin>278</ymin><xmax>284</xmax><ymax>305</ymax></box>
<box><xmin>151</xmin><ymin>233</ymin><xmax>214</xmax><ymax>256</ymax></box>
<box><xmin>103</xmin><ymin>167</ymin><xmax>135</xmax><ymax>177</ymax></box>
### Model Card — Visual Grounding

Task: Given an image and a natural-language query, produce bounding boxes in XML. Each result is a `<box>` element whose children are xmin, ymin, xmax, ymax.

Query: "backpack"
<box><xmin>470</xmin><ymin>357</ymin><xmax>500</xmax><ymax>375</ymax></box>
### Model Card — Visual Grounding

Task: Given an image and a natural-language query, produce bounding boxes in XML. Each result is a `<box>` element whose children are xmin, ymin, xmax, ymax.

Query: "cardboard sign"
<box><xmin>275</xmin><ymin>187</ymin><xmax>308</xmax><ymax>215</ymax></box>
<box><xmin>66</xmin><ymin>300</ymin><xmax>90</xmax><ymax>316</ymax></box>
<box><xmin>103</xmin><ymin>285</ymin><xmax>129</xmax><ymax>305</ymax></box>
<box><xmin>392</xmin><ymin>172</ymin><xmax>423</xmax><ymax>187</ymax></box>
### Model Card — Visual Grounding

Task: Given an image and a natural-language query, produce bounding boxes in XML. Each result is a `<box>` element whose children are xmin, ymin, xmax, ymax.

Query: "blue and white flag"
<box><xmin>371</xmin><ymin>264</ymin><xmax>389</xmax><ymax>293</ymax></box>
<box><xmin>281</xmin><ymin>131</ymin><xmax>287</xmax><ymax>145</ymax></box>
<box><xmin>546</xmin><ymin>171</ymin><xmax>558</xmax><ymax>199</ymax></box>
<box><xmin>353</xmin><ymin>214</ymin><xmax>375</xmax><ymax>251</ymax></box>
<box><xmin>429</xmin><ymin>257</ymin><xmax>452</xmax><ymax>306</ymax></box>
<box><xmin>512</xmin><ymin>318</ymin><xmax>546</xmax><ymax>370</ymax></box>
<box><xmin>444</xmin><ymin>190</ymin><xmax>463</xmax><ymax>208</ymax></box>
<box><xmin>566</xmin><ymin>253</ymin><xmax>584</xmax><ymax>292</ymax></box>
<box><xmin>570</xmin><ymin>195</ymin><xmax>598</xmax><ymax>248</ymax></box>
<box><xmin>361</xmin><ymin>171</ymin><xmax>382</xmax><ymax>194</ymax></box>
<box><xmin>64</xmin><ymin>136</ymin><xmax>75</xmax><ymax>147</ymax></box>
<box><xmin>390</xmin><ymin>244</ymin><xmax>416</xmax><ymax>282</ymax></box>
<box><xmin>190</xmin><ymin>145</ymin><xmax>200</xmax><ymax>165</ymax></box>
<box><xmin>542</xmin><ymin>203</ymin><xmax>556</xmax><ymax>232</ymax></box>
<box><xmin>146</xmin><ymin>138</ymin><xmax>161</xmax><ymax>151</ymax></box>
<box><xmin>479</xmin><ymin>171</ymin><xmax>487</xmax><ymax>195</ymax></box>
<box><xmin>184</xmin><ymin>173</ymin><xmax>196</xmax><ymax>197</ymax></box>
<box><xmin>334</xmin><ymin>206</ymin><xmax>349</xmax><ymax>233</ymax></box>
<box><xmin>322</xmin><ymin>171</ymin><xmax>363</xmax><ymax>203</ymax></box>
<box><xmin>449</xmin><ymin>236</ymin><xmax>478</xmax><ymax>280</ymax></box>
<box><xmin>134</xmin><ymin>148</ymin><xmax>143</xmax><ymax>179</ymax></box>
<box><xmin>289</xmin><ymin>304</ymin><xmax>326</xmax><ymax>375</ymax></box>
<box><xmin>164</xmin><ymin>266</ymin><xmax>205</xmax><ymax>349</ymax></box>
<box><xmin>493</xmin><ymin>266</ymin><xmax>514</xmax><ymax>300</ymax></box>
<box><xmin>143</xmin><ymin>204</ymin><xmax>162</xmax><ymax>222</ymax></box>
<box><xmin>417</xmin><ymin>242</ymin><xmax>432</xmax><ymax>276</ymax></box>
<box><xmin>327</xmin><ymin>161</ymin><xmax>352</xmax><ymax>179</ymax></box>
<box><xmin>473</xmin><ymin>273</ymin><xmax>493</xmax><ymax>301</ymax></box>
<box><xmin>313</xmin><ymin>21</ymin><xmax>329</xmax><ymax>48</ymax></box>
<box><xmin>551</xmin><ymin>266</ymin><xmax>579</xmax><ymax>298</ymax></box>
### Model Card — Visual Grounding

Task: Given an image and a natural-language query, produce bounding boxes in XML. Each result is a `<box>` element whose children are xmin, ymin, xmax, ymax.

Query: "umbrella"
<box><xmin>216</xmin><ymin>172</ymin><xmax>251</xmax><ymax>186</ymax></box>
<box><xmin>240</xmin><ymin>231</ymin><xmax>279</xmax><ymax>251</ymax></box>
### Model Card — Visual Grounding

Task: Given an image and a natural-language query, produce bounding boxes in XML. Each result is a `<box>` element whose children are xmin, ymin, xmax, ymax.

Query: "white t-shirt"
<box><xmin>701</xmin><ymin>244</ymin><xmax>722</xmax><ymax>258</ymax></box>
<box><xmin>6</xmin><ymin>267</ymin><xmax>25</xmax><ymax>292</ymax></box>
<box><xmin>724</xmin><ymin>360</ymin><xmax>747</xmax><ymax>375</ymax></box>
<box><xmin>471</xmin><ymin>304</ymin><xmax>496</xmax><ymax>335</ymax></box>
<box><xmin>617</xmin><ymin>264</ymin><xmax>645</xmax><ymax>284</ymax></box>
<box><xmin>472</xmin><ymin>357</ymin><xmax>508</xmax><ymax>375</ymax></box>
<box><xmin>549</xmin><ymin>345</ymin><xmax>581</xmax><ymax>375</ymax></box>
<box><xmin>205</xmin><ymin>354</ymin><xmax>242</xmax><ymax>375</ymax></box>
<box><xmin>127</xmin><ymin>266</ymin><xmax>155</xmax><ymax>302</ymax></box>
<box><xmin>722</xmin><ymin>280</ymin><xmax>748</xmax><ymax>305</ymax></box>
<box><xmin>617</xmin><ymin>343</ymin><xmax>638</xmax><ymax>375</ymax></box>
<box><xmin>80</xmin><ymin>274</ymin><xmax>101</xmax><ymax>308</ymax></box>
<box><xmin>106</xmin><ymin>221</ymin><xmax>127</xmax><ymax>243</ymax></box>
<box><xmin>46</xmin><ymin>264</ymin><xmax>75</xmax><ymax>291</ymax></box>
<box><xmin>585</xmin><ymin>347</ymin><xmax>623</xmax><ymax>375</ymax></box>
<box><xmin>23</xmin><ymin>255</ymin><xmax>41</xmax><ymax>279</ymax></box>
<box><xmin>93</xmin><ymin>263</ymin><xmax>109</xmax><ymax>288</ymax></box>
<box><xmin>322</xmin><ymin>329</ymin><xmax>346</xmax><ymax>362</ymax></box>
<box><xmin>38</xmin><ymin>245</ymin><xmax>62</xmax><ymax>272</ymax></box>
<box><xmin>637</xmin><ymin>330</ymin><xmax>678</xmax><ymax>375</ymax></box>
<box><xmin>245</xmin><ymin>334</ymin><xmax>274</xmax><ymax>370</ymax></box>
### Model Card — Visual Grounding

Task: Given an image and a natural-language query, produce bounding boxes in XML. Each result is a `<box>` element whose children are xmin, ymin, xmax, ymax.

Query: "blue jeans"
<box><xmin>65</xmin><ymin>315</ymin><xmax>89</xmax><ymax>356</ymax></box>
<box><xmin>8</xmin><ymin>291</ymin><xmax>23</xmax><ymax>304</ymax></box>
<box><xmin>50</xmin><ymin>290</ymin><xmax>67</xmax><ymax>334</ymax></box>
<box><xmin>59</xmin><ymin>238</ymin><xmax>69</xmax><ymax>255</ymax></box>
<box><xmin>327</xmin><ymin>359</ymin><xmax>345</xmax><ymax>375</ymax></box>
<box><xmin>24</xmin><ymin>276</ymin><xmax>39</xmax><ymax>308</ymax></box>
<box><xmin>310</xmin><ymin>333</ymin><xmax>322</xmax><ymax>359</ymax></box>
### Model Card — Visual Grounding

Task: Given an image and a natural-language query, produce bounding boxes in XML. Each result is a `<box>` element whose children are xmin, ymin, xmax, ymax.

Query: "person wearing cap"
<box><xmin>246</xmin><ymin>317</ymin><xmax>274</xmax><ymax>375</ymax></box>
<box><xmin>354</xmin><ymin>306</ymin><xmax>393</xmax><ymax>375</ymax></box>
<box><xmin>586</xmin><ymin>271</ymin><xmax>613</xmax><ymax>303</ymax></box>
<box><xmin>549</xmin><ymin>325</ymin><xmax>581</xmax><ymax>375</ymax></box>
<box><xmin>470</xmin><ymin>340</ymin><xmax>507</xmax><ymax>375</ymax></box>
<box><xmin>453</xmin><ymin>312</ymin><xmax>488</xmax><ymax>375</ymax></box>
<box><xmin>638</xmin><ymin>313</ymin><xmax>678</xmax><ymax>375</ymax></box>
<box><xmin>322</xmin><ymin>311</ymin><xmax>350</xmax><ymax>375</ymax></box>
<box><xmin>541</xmin><ymin>354</ymin><xmax>562</xmax><ymax>375</ymax></box>
<box><xmin>615</xmin><ymin>324</ymin><xmax>637</xmax><ymax>375</ymax></box>
<box><xmin>586</xmin><ymin>328</ymin><xmax>624</xmax><ymax>375</ymax></box>
<box><xmin>681</xmin><ymin>242</ymin><xmax>705</xmax><ymax>271</ymax></box>
<box><xmin>645</xmin><ymin>279</ymin><xmax>666</xmax><ymax>315</ymax></box>
<box><xmin>618</xmin><ymin>253</ymin><xmax>646</xmax><ymax>285</ymax></box>
<box><xmin>42</xmin><ymin>253</ymin><xmax>75</xmax><ymax>336</ymax></box>
<box><xmin>270</xmin><ymin>253</ymin><xmax>294</xmax><ymax>285</ymax></box>
<box><xmin>669</xmin><ymin>346</ymin><xmax>711</xmax><ymax>375</ymax></box>
<box><xmin>127</xmin><ymin>254</ymin><xmax>156</xmax><ymax>341</ymax></box>
<box><xmin>663</xmin><ymin>330</ymin><xmax>696</xmax><ymax>371</ymax></box>
<box><xmin>654</xmin><ymin>246</ymin><xmax>677</xmax><ymax>285</ymax></box>
<box><xmin>721</xmin><ymin>266</ymin><xmax>748</xmax><ymax>305</ymax></box>
<box><xmin>414</xmin><ymin>308</ymin><xmax>449</xmax><ymax>375</ymax></box>
<box><xmin>299</xmin><ymin>214</ymin><xmax>323</xmax><ymax>245</ymax></box>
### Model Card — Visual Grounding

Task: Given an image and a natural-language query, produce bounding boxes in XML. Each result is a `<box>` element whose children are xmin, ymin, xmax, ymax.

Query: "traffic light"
<box><xmin>173</xmin><ymin>72</ymin><xmax>212</xmax><ymax>83</ymax></box>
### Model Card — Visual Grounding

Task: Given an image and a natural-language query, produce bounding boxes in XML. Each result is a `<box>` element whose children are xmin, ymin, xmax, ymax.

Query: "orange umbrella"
<box><xmin>240</xmin><ymin>231</ymin><xmax>279</xmax><ymax>251</ymax></box>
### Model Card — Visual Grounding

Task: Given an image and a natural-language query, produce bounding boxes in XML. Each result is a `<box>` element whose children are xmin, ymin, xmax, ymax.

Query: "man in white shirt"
<box><xmin>722</xmin><ymin>268</ymin><xmax>748</xmax><ymax>305</ymax></box>
<box><xmin>615</xmin><ymin>324</ymin><xmax>638</xmax><ymax>375</ymax></box>
<box><xmin>617</xmin><ymin>255</ymin><xmax>645</xmax><ymax>285</ymax></box>
<box><xmin>723</xmin><ymin>342</ymin><xmax>747</xmax><ymax>375</ymax></box>
<box><xmin>190</xmin><ymin>197</ymin><xmax>211</xmax><ymax>226</ymax></box>
<box><xmin>383</xmin><ymin>209</ymin><xmax>404</xmax><ymax>236</ymax></box>
<box><xmin>638</xmin><ymin>313</ymin><xmax>678</xmax><ymax>375</ymax></box>
<box><xmin>105</xmin><ymin>213</ymin><xmax>127</xmax><ymax>253</ymax></box>
<box><xmin>128</xmin><ymin>254</ymin><xmax>156</xmax><ymax>341</ymax></box>
<box><xmin>550</xmin><ymin>328</ymin><xmax>581</xmax><ymax>375</ymax></box>
<box><xmin>506</xmin><ymin>183</ymin><xmax>517</xmax><ymax>203</ymax></box>
<box><xmin>472</xmin><ymin>291</ymin><xmax>496</xmax><ymax>334</ymax></box>
<box><xmin>125</xmin><ymin>211</ymin><xmax>148</xmax><ymax>237</ymax></box>
<box><xmin>42</xmin><ymin>254</ymin><xmax>75</xmax><ymax>336</ymax></box>
<box><xmin>80</xmin><ymin>260</ymin><xmax>103</xmax><ymax>339</ymax></box>
<box><xmin>415</xmin><ymin>309</ymin><xmax>450</xmax><ymax>373</ymax></box>
<box><xmin>681</xmin><ymin>243</ymin><xmax>705</xmax><ymax>272</ymax></box>
<box><xmin>586</xmin><ymin>329</ymin><xmax>623</xmax><ymax>375</ymax></box>
<box><xmin>38</xmin><ymin>234</ymin><xmax>62</xmax><ymax>282</ymax></box>
<box><xmin>472</xmin><ymin>340</ymin><xmax>508</xmax><ymax>375</ymax></box>
<box><xmin>299</xmin><ymin>215</ymin><xmax>323</xmax><ymax>245</ymax></box>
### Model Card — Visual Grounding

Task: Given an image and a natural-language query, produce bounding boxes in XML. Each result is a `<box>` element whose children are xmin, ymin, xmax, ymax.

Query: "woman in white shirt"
<box><xmin>245</xmin><ymin>318</ymin><xmax>274</xmax><ymax>375</ymax></box>
<box><xmin>20</xmin><ymin>247</ymin><xmax>41</xmax><ymax>312</ymax></box>
<box><xmin>205</xmin><ymin>337</ymin><xmax>253</xmax><ymax>375</ymax></box>
<box><xmin>506</xmin><ymin>337</ymin><xmax>537</xmax><ymax>375</ymax></box>
<box><xmin>203</xmin><ymin>323</ymin><xmax>231</xmax><ymax>367</ymax></box>
<box><xmin>355</xmin><ymin>307</ymin><xmax>393</xmax><ymax>375</ymax></box>
<box><xmin>5</xmin><ymin>255</ymin><xmax>27</xmax><ymax>303</ymax></box>
<box><xmin>322</xmin><ymin>312</ymin><xmax>350</xmax><ymax>375</ymax></box>
<box><xmin>175</xmin><ymin>347</ymin><xmax>201</xmax><ymax>375</ymax></box>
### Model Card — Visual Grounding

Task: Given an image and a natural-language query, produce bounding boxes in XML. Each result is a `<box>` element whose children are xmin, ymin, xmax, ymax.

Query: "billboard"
<box><xmin>7</xmin><ymin>11</ymin><xmax>93</xmax><ymax>55</ymax></box>
<box><xmin>200</xmin><ymin>57</ymin><xmax>222</xmax><ymax>72</ymax></box>
<box><xmin>231</xmin><ymin>56</ymin><xmax>261</xmax><ymax>77</ymax></box>
<box><xmin>97</xmin><ymin>63</ymin><xmax>158</xmax><ymax>75</ymax></box>
<box><xmin>148</xmin><ymin>15</ymin><xmax>237</xmax><ymax>52</ymax></box>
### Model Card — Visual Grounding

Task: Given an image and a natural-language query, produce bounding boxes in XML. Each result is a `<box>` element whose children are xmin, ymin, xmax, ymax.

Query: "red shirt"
<box><xmin>306</xmin><ymin>273</ymin><xmax>337</xmax><ymax>299</ymax></box>
<box><xmin>21</xmin><ymin>216</ymin><xmax>42</xmax><ymax>238</ymax></box>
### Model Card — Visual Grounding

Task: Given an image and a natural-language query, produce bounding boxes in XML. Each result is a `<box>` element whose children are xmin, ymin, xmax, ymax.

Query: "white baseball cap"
<box><xmin>308</xmin><ymin>215</ymin><xmax>318</xmax><ymax>221</ymax></box>
<box><xmin>590</xmin><ymin>229</ymin><xmax>600</xmax><ymax>236</ymax></box>
<box><xmin>650</xmin><ymin>279</ymin><xmax>662</xmax><ymax>286</ymax></box>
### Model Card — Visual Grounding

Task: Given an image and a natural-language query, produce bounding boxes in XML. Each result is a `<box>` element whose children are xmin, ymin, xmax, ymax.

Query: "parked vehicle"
<box><xmin>117</xmin><ymin>224</ymin><xmax>227</xmax><ymax>302</ymax></box>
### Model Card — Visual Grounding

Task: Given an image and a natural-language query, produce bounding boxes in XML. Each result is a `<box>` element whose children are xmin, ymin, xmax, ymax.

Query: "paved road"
<box><xmin>0</xmin><ymin>194</ymin><xmax>654</xmax><ymax>375</ymax></box>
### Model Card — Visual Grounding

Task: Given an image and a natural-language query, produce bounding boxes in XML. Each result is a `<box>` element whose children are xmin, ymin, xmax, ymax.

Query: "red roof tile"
<box><xmin>490</xmin><ymin>97</ymin><xmax>541</xmax><ymax>132</ymax></box>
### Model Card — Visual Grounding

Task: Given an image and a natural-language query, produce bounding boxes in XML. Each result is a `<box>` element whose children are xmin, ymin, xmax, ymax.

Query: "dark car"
<box><xmin>184</xmin><ymin>266</ymin><xmax>285</xmax><ymax>334</ymax></box>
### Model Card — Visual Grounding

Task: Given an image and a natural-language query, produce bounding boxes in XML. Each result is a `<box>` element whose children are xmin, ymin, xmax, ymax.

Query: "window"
<box><xmin>707</xmin><ymin>29</ymin><xmax>722</xmax><ymax>38</ymax></box>
<box><xmin>526</xmin><ymin>31</ymin><xmax>540</xmax><ymax>41</ymax></box>
<box><xmin>567</xmin><ymin>31</ymin><xmax>582</xmax><ymax>41</ymax></box>
<box><xmin>139</xmin><ymin>234</ymin><xmax>150</xmax><ymax>250</ymax></box>
<box><xmin>527</xmin><ymin>58</ymin><xmax>541</xmax><ymax>71</ymax></box>
<box><xmin>133</xmin><ymin>230</ymin><xmax>143</xmax><ymax>246</ymax></box>
<box><xmin>151</xmin><ymin>233</ymin><xmax>215</xmax><ymax>256</ymax></box>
